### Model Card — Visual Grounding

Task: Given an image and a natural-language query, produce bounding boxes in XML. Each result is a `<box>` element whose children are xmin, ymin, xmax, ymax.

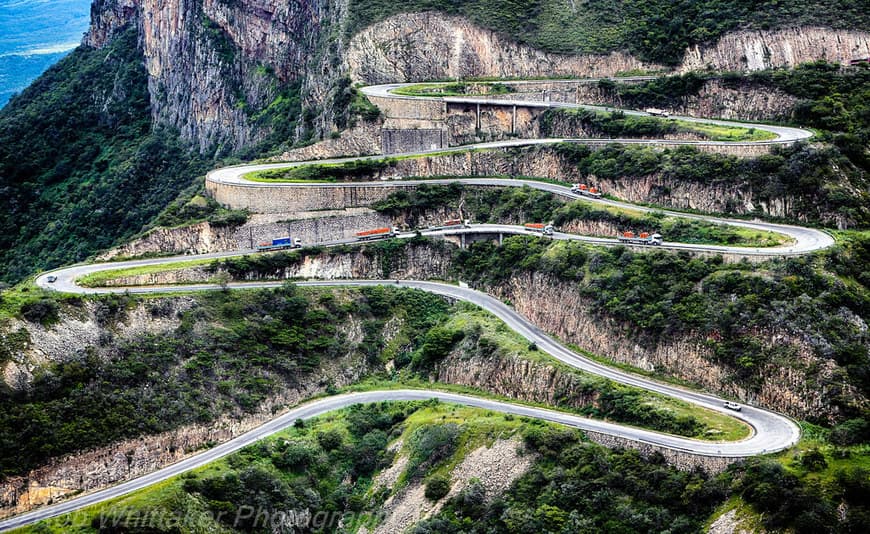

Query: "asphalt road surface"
<box><xmin>2</xmin><ymin>79</ymin><xmax>819</xmax><ymax>531</ymax></box>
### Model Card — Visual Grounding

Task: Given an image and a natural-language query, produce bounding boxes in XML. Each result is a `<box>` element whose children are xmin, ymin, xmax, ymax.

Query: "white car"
<box><xmin>723</xmin><ymin>401</ymin><xmax>742</xmax><ymax>411</ymax></box>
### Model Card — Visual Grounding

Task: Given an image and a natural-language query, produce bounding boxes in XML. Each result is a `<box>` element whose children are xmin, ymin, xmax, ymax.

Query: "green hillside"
<box><xmin>0</xmin><ymin>28</ymin><xmax>210</xmax><ymax>283</ymax></box>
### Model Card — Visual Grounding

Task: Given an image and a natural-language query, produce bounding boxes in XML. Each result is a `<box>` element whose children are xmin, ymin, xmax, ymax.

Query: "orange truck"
<box><xmin>355</xmin><ymin>227</ymin><xmax>399</xmax><ymax>241</ymax></box>
<box><xmin>618</xmin><ymin>231</ymin><xmax>663</xmax><ymax>245</ymax></box>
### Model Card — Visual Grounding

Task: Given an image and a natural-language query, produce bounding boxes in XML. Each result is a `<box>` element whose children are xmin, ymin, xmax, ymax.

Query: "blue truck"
<box><xmin>256</xmin><ymin>236</ymin><xmax>302</xmax><ymax>252</ymax></box>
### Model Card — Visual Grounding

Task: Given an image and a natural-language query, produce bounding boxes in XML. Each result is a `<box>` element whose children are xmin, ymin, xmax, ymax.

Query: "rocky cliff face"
<box><xmin>346</xmin><ymin>12</ymin><xmax>662</xmax><ymax>83</ymax></box>
<box><xmin>2</xmin><ymin>298</ymin><xmax>194</xmax><ymax>391</ymax></box>
<box><xmin>84</xmin><ymin>0</ymin><xmax>349</xmax><ymax>152</ymax></box>
<box><xmin>680</xmin><ymin>27</ymin><xmax>870</xmax><ymax>72</ymax></box>
<box><xmin>487</xmin><ymin>272</ymin><xmax>861</xmax><ymax>422</ymax></box>
<box><xmin>100</xmin><ymin>242</ymin><xmax>453</xmax><ymax>285</ymax></box>
<box><xmin>99</xmin><ymin>209</ymin><xmax>392</xmax><ymax>259</ymax></box>
<box><xmin>543</xmin><ymin>80</ymin><xmax>798</xmax><ymax>121</ymax></box>
<box><xmin>348</xmin><ymin>13</ymin><xmax>870</xmax><ymax>83</ymax></box>
<box><xmin>81</xmin><ymin>3</ymin><xmax>870</xmax><ymax>155</ymax></box>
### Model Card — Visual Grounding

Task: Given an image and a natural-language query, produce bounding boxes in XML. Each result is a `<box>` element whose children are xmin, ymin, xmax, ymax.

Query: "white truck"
<box><xmin>645</xmin><ymin>107</ymin><xmax>669</xmax><ymax>118</ymax></box>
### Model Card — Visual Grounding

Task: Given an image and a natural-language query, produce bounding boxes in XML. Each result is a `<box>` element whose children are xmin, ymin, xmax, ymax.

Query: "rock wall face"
<box><xmin>207</xmin><ymin>180</ymin><xmax>422</xmax><ymax>213</ymax></box>
<box><xmin>208</xmin><ymin>146</ymin><xmax>801</xmax><ymax>221</ymax></box>
<box><xmin>486</xmin><ymin>271</ymin><xmax>859</xmax><ymax>422</ymax></box>
<box><xmin>81</xmin><ymin>3</ymin><xmax>870</xmax><ymax>154</ymax></box>
<box><xmin>84</xmin><ymin>0</ymin><xmax>139</xmax><ymax>48</ymax></box>
<box><xmin>99</xmin><ymin>210</ymin><xmax>393</xmax><ymax>258</ymax></box>
<box><xmin>680</xmin><ymin>27</ymin><xmax>870</xmax><ymax>72</ymax></box>
<box><xmin>103</xmin><ymin>242</ymin><xmax>453</xmax><ymax>285</ymax></box>
<box><xmin>346</xmin><ymin>12</ymin><xmax>664</xmax><ymax>83</ymax></box>
<box><xmin>140</xmin><ymin>0</ymin><xmax>344</xmax><ymax>152</ymax></box>
<box><xmin>2</xmin><ymin>299</ymin><xmax>195</xmax><ymax>391</ymax></box>
<box><xmin>350</xmin><ymin>15</ymin><xmax>870</xmax><ymax>83</ymax></box>
<box><xmin>84</xmin><ymin>0</ymin><xmax>349</xmax><ymax>152</ymax></box>
<box><xmin>514</xmin><ymin>79</ymin><xmax>799</xmax><ymax>122</ymax></box>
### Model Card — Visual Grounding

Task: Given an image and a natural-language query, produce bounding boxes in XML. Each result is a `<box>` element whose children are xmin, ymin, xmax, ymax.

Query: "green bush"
<box><xmin>830</xmin><ymin>418</ymin><xmax>870</xmax><ymax>446</ymax></box>
<box><xmin>414</xmin><ymin>327</ymin><xmax>465</xmax><ymax>368</ymax></box>
<box><xmin>424</xmin><ymin>473</ymin><xmax>452</xmax><ymax>500</ymax></box>
<box><xmin>406</xmin><ymin>423</ymin><xmax>460</xmax><ymax>478</ymax></box>
<box><xmin>316</xmin><ymin>429</ymin><xmax>345</xmax><ymax>451</ymax></box>
<box><xmin>799</xmin><ymin>448</ymin><xmax>828</xmax><ymax>471</ymax></box>
<box><xmin>20</xmin><ymin>299</ymin><xmax>59</xmax><ymax>325</ymax></box>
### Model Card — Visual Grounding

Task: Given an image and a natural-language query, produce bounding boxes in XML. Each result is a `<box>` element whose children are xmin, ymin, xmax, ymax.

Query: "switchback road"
<box><xmin>2</xmin><ymin>79</ymin><xmax>820</xmax><ymax>531</ymax></box>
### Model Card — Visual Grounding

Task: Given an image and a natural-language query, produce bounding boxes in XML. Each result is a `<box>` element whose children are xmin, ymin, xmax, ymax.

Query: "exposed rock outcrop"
<box><xmin>84</xmin><ymin>0</ymin><xmax>139</xmax><ymax>48</ymax></box>
<box><xmin>99</xmin><ymin>210</ymin><xmax>393</xmax><ymax>259</ymax></box>
<box><xmin>99</xmin><ymin>242</ymin><xmax>453</xmax><ymax>286</ymax></box>
<box><xmin>681</xmin><ymin>27</ymin><xmax>870</xmax><ymax>72</ymax></box>
<box><xmin>2</xmin><ymin>298</ymin><xmax>193</xmax><ymax>391</ymax></box>
<box><xmin>487</xmin><ymin>271</ymin><xmax>862</xmax><ymax>422</ymax></box>
<box><xmin>365</xmin><ymin>437</ymin><xmax>532</xmax><ymax>534</ymax></box>
<box><xmin>84</xmin><ymin>0</ymin><xmax>349</xmax><ymax>152</ymax></box>
<box><xmin>81</xmin><ymin>3</ymin><xmax>870</xmax><ymax>154</ymax></box>
<box><xmin>347</xmin><ymin>12</ymin><xmax>662</xmax><ymax>83</ymax></box>
<box><xmin>436</xmin><ymin>350</ymin><xmax>600</xmax><ymax>410</ymax></box>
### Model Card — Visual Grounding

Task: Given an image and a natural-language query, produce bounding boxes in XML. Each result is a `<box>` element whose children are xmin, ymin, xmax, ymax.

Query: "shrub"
<box><xmin>424</xmin><ymin>474</ymin><xmax>451</xmax><ymax>501</ymax></box>
<box><xmin>799</xmin><ymin>449</ymin><xmax>828</xmax><ymax>471</ymax></box>
<box><xmin>21</xmin><ymin>299</ymin><xmax>59</xmax><ymax>325</ymax></box>
<box><xmin>406</xmin><ymin>423</ymin><xmax>460</xmax><ymax>477</ymax></box>
<box><xmin>316</xmin><ymin>429</ymin><xmax>344</xmax><ymax>451</ymax></box>
<box><xmin>830</xmin><ymin>418</ymin><xmax>870</xmax><ymax>446</ymax></box>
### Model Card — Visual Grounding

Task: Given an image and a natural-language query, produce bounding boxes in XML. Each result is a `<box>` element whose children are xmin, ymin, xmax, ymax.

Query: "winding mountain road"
<box><xmin>2</xmin><ymin>81</ymin><xmax>823</xmax><ymax>531</ymax></box>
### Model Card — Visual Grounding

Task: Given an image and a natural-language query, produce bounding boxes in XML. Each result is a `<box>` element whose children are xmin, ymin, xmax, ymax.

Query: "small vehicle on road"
<box><xmin>524</xmin><ymin>223</ymin><xmax>554</xmax><ymax>236</ymax></box>
<box><xmin>645</xmin><ymin>107</ymin><xmax>670</xmax><ymax>117</ymax></box>
<box><xmin>46</xmin><ymin>275</ymin><xmax>57</xmax><ymax>283</ymax></box>
<box><xmin>723</xmin><ymin>401</ymin><xmax>742</xmax><ymax>411</ymax></box>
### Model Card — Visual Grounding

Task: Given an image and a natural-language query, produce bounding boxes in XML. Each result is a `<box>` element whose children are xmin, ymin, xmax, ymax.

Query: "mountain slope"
<box><xmin>0</xmin><ymin>28</ymin><xmax>208</xmax><ymax>282</ymax></box>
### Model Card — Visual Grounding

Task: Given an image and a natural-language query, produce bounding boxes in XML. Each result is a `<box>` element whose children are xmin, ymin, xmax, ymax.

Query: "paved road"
<box><xmin>206</xmin><ymin>173</ymin><xmax>833</xmax><ymax>256</ymax></box>
<box><xmin>361</xmin><ymin>82</ymin><xmax>813</xmax><ymax>144</ymax></box>
<box><xmin>34</xmin><ymin>269</ymin><xmax>805</xmax><ymax>458</ymax></box>
<box><xmin>208</xmin><ymin>82</ymin><xmax>828</xmax><ymax>255</ymax></box>
<box><xmin>2</xmin><ymin>80</ymin><xmax>818</xmax><ymax>531</ymax></box>
<box><xmin>16</xmin><ymin>271</ymin><xmax>800</xmax><ymax>534</ymax></box>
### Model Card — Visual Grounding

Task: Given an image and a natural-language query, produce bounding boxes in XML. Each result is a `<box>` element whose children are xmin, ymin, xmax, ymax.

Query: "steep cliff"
<box><xmin>84</xmin><ymin>0</ymin><xmax>343</xmax><ymax>153</ymax></box>
<box><xmin>79</xmin><ymin>3</ymin><xmax>870</xmax><ymax>155</ymax></box>
<box><xmin>486</xmin><ymin>272</ymin><xmax>860</xmax><ymax>422</ymax></box>
<box><xmin>680</xmin><ymin>27</ymin><xmax>870</xmax><ymax>72</ymax></box>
